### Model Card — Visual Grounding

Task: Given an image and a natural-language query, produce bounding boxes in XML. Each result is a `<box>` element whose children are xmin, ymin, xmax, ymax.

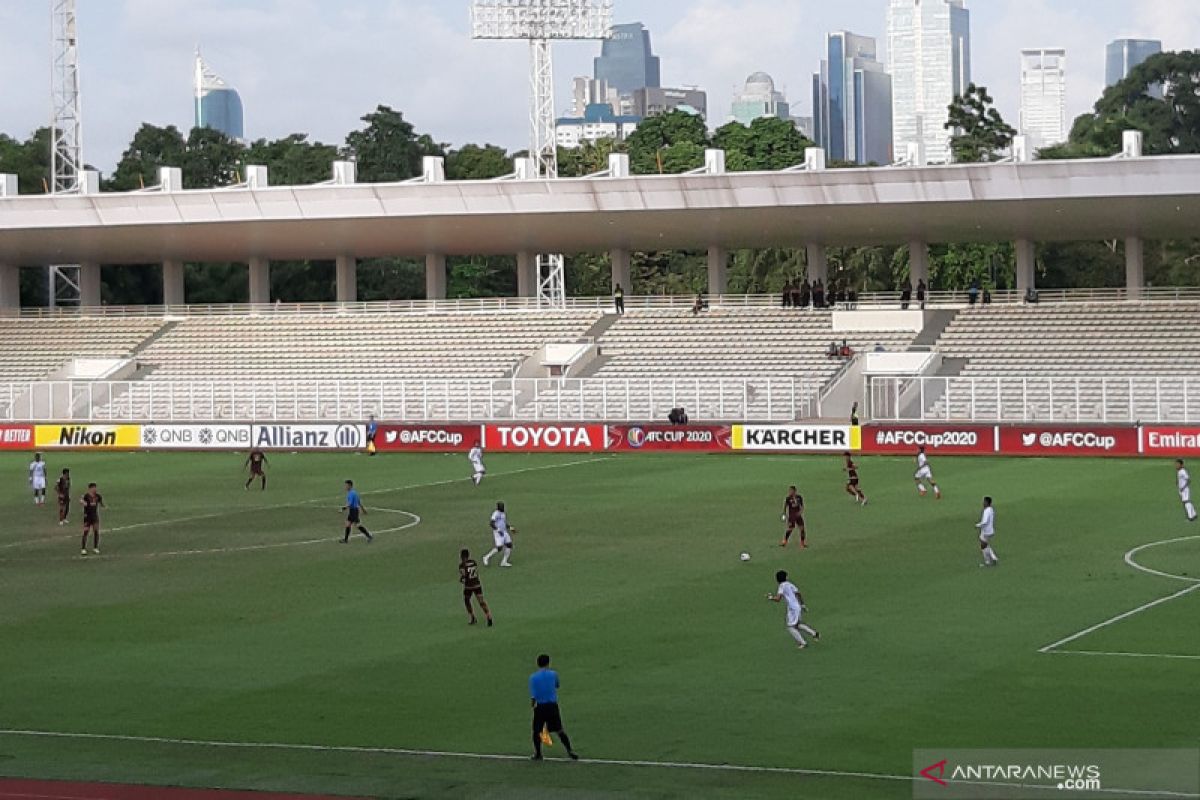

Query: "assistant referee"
<box><xmin>529</xmin><ymin>653</ymin><xmax>579</xmax><ymax>761</ymax></box>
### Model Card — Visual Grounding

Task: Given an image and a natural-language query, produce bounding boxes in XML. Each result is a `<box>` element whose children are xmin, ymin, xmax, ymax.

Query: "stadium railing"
<box><xmin>0</xmin><ymin>375</ymin><xmax>823</xmax><ymax>423</ymax></box>
<box><xmin>11</xmin><ymin>286</ymin><xmax>1200</xmax><ymax>319</ymax></box>
<box><xmin>868</xmin><ymin>375</ymin><xmax>1200</xmax><ymax>424</ymax></box>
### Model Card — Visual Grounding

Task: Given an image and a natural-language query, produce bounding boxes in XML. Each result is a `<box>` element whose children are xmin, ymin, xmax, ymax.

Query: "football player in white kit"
<box><xmin>976</xmin><ymin>496</ymin><xmax>998</xmax><ymax>566</ymax></box>
<box><xmin>468</xmin><ymin>440</ymin><xmax>486</xmax><ymax>486</ymax></box>
<box><xmin>766</xmin><ymin>570</ymin><xmax>820</xmax><ymax>649</ymax></box>
<box><xmin>28</xmin><ymin>452</ymin><xmax>47</xmax><ymax>505</ymax></box>
<box><xmin>483</xmin><ymin>501</ymin><xmax>515</xmax><ymax>567</ymax></box>
<box><xmin>914</xmin><ymin>445</ymin><xmax>941</xmax><ymax>499</ymax></box>
<box><xmin>1176</xmin><ymin>460</ymin><xmax>1197</xmax><ymax>522</ymax></box>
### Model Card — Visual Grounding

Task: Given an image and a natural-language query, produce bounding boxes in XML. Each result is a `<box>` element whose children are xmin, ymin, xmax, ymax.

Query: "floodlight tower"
<box><xmin>471</xmin><ymin>0</ymin><xmax>612</xmax><ymax>307</ymax></box>
<box><xmin>49</xmin><ymin>0</ymin><xmax>84</xmax><ymax>307</ymax></box>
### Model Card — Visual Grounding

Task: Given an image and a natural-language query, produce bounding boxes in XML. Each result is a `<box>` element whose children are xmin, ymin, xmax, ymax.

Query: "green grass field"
<box><xmin>0</xmin><ymin>451</ymin><xmax>1197</xmax><ymax>799</ymax></box>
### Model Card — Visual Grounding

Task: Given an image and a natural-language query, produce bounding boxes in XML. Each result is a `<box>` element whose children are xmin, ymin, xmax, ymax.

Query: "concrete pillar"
<box><xmin>0</xmin><ymin>264</ymin><xmax>19</xmax><ymax>312</ymax></box>
<box><xmin>1015</xmin><ymin>239</ymin><xmax>1036</xmax><ymax>294</ymax></box>
<box><xmin>706</xmin><ymin>246</ymin><xmax>727</xmax><ymax>295</ymax></box>
<box><xmin>248</xmin><ymin>257</ymin><xmax>270</xmax><ymax>305</ymax></box>
<box><xmin>79</xmin><ymin>263</ymin><xmax>101</xmax><ymax>307</ymax></box>
<box><xmin>805</xmin><ymin>243</ymin><xmax>827</xmax><ymax>284</ymax></box>
<box><xmin>426</xmin><ymin>253</ymin><xmax>447</xmax><ymax>300</ymax></box>
<box><xmin>517</xmin><ymin>251</ymin><xmax>537</xmax><ymax>298</ymax></box>
<box><xmin>610</xmin><ymin>248</ymin><xmax>631</xmax><ymax>294</ymax></box>
<box><xmin>908</xmin><ymin>240</ymin><xmax>930</xmax><ymax>286</ymax></box>
<box><xmin>1125</xmin><ymin>237</ymin><xmax>1144</xmax><ymax>299</ymax></box>
<box><xmin>162</xmin><ymin>259</ymin><xmax>185</xmax><ymax>307</ymax></box>
<box><xmin>335</xmin><ymin>255</ymin><xmax>357</xmax><ymax>303</ymax></box>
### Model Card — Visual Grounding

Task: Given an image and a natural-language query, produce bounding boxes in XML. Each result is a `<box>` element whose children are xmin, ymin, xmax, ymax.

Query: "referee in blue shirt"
<box><xmin>529</xmin><ymin>653</ymin><xmax>578</xmax><ymax>761</ymax></box>
<box><xmin>340</xmin><ymin>479</ymin><xmax>373</xmax><ymax>543</ymax></box>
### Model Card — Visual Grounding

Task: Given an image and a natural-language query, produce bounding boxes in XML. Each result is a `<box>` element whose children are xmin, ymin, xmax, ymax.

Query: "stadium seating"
<box><xmin>926</xmin><ymin>303</ymin><xmax>1200</xmax><ymax>421</ymax></box>
<box><xmin>0</xmin><ymin>318</ymin><xmax>164</xmax><ymax>383</ymax></box>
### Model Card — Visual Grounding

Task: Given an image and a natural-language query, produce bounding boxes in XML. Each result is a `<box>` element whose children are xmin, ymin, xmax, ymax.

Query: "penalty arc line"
<box><xmin>0</xmin><ymin>457</ymin><xmax>611</xmax><ymax>554</ymax></box>
<box><xmin>0</xmin><ymin>731</ymin><xmax>1195</xmax><ymax>798</ymax></box>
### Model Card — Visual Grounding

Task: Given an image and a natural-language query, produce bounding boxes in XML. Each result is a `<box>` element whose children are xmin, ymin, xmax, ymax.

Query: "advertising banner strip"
<box><xmin>483</xmin><ymin>424</ymin><xmax>606</xmax><ymax>452</ymax></box>
<box><xmin>861</xmin><ymin>425</ymin><xmax>997</xmax><ymax>455</ymax></box>
<box><xmin>376</xmin><ymin>424</ymin><xmax>483</xmax><ymax>452</ymax></box>
<box><xmin>605</xmin><ymin>424</ymin><xmax>733</xmax><ymax>452</ymax></box>
<box><xmin>34</xmin><ymin>424</ymin><xmax>141</xmax><ymax>450</ymax></box>
<box><xmin>251</xmin><ymin>424</ymin><xmax>366</xmax><ymax>451</ymax></box>
<box><xmin>732</xmin><ymin>425</ymin><xmax>859</xmax><ymax>452</ymax></box>
<box><xmin>140</xmin><ymin>424</ymin><xmax>252</xmax><ymax>450</ymax></box>
<box><xmin>0</xmin><ymin>424</ymin><xmax>34</xmax><ymax>450</ymax></box>
<box><xmin>996</xmin><ymin>426</ymin><xmax>1139</xmax><ymax>457</ymax></box>
<box><xmin>1141</xmin><ymin>427</ymin><xmax>1200</xmax><ymax>456</ymax></box>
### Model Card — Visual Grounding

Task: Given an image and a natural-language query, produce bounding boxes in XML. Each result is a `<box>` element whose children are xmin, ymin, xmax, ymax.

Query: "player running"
<box><xmin>468</xmin><ymin>440</ymin><xmax>486</xmax><ymax>486</ymax></box>
<box><xmin>976</xmin><ymin>496</ymin><xmax>998</xmax><ymax>567</ymax></box>
<box><xmin>483</xmin><ymin>501</ymin><xmax>515</xmax><ymax>567</ymax></box>
<box><xmin>80</xmin><ymin>483</ymin><xmax>105</xmax><ymax>556</ymax></box>
<box><xmin>244</xmin><ymin>448</ymin><xmax>268</xmax><ymax>490</ymax></box>
<box><xmin>459</xmin><ymin>548</ymin><xmax>494</xmax><ymax>626</ymax></box>
<box><xmin>780</xmin><ymin>486</ymin><xmax>806</xmax><ymax>548</ymax></box>
<box><xmin>843</xmin><ymin>452</ymin><xmax>867</xmax><ymax>505</ymax></box>
<box><xmin>766</xmin><ymin>570</ymin><xmax>820</xmax><ymax>649</ymax></box>
<box><xmin>914</xmin><ymin>446</ymin><xmax>941</xmax><ymax>499</ymax></box>
<box><xmin>55</xmin><ymin>468</ymin><xmax>71</xmax><ymax>525</ymax></box>
<box><xmin>29</xmin><ymin>452</ymin><xmax>47</xmax><ymax>505</ymax></box>
<box><xmin>340</xmin><ymin>479</ymin><xmax>374</xmax><ymax>543</ymax></box>
<box><xmin>1177</xmin><ymin>460</ymin><xmax>1197</xmax><ymax>522</ymax></box>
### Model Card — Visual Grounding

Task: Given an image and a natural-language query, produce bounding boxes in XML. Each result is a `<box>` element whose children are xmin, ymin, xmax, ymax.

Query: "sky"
<box><xmin>1</xmin><ymin>0</ymin><xmax>1197</xmax><ymax>173</ymax></box>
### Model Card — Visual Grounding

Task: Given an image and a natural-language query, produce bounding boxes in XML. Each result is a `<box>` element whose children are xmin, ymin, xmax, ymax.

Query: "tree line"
<box><xmin>1</xmin><ymin>51</ymin><xmax>1197</xmax><ymax>305</ymax></box>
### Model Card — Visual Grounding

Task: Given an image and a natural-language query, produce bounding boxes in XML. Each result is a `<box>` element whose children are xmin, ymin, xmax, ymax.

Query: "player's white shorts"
<box><xmin>979</xmin><ymin>533</ymin><xmax>994</xmax><ymax>545</ymax></box>
<box><xmin>493</xmin><ymin>531</ymin><xmax>513</xmax><ymax>549</ymax></box>
<box><xmin>915</xmin><ymin>466</ymin><xmax>933</xmax><ymax>481</ymax></box>
<box><xmin>786</xmin><ymin>606</ymin><xmax>802</xmax><ymax>627</ymax></box>
<box><xmin>471</xmin><ymin>461</ymin><xmax>486</xmax><ymax>475</ymax></box>
<box><xmin>31</xmin><ymin>476</ymin><xmax>46</xmax><ymax>491</ymax></box>
<box><xmin>1181</xmin><ymin>487</ymin><xmax>1191</xmax><ymax>504</ymax></box>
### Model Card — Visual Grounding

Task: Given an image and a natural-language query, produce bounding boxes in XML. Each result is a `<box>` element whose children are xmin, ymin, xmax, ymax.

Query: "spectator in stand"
<box><xmin>848</xmin><ymin>286</ymin><xmax>858</xmax><ymax>309</ymax></box>
<box><xmin>790</xmin><ymin>281</ymin><xmax>803</xmax><ymax>308</ymax></box>
<box><xmin>1024</xmin><ymin>286</ymin><xmax>1039</xmax><ymax>304</ymax></box>
<box><xmin>668</xmin><ymin>407</ymin><xmax>689</xmax><ymax>425</ymax></box>
<box><xmin>782</xmin><ymin>280</ymin><xmax>795</xmax><ymax>308</ymax></box>
<box><xmin>799</xmin><ymin>280</ymin><xmax>811</xmax><ymax>309</ymax></box>
<box><xmin>691</xmin><ymin>293</ymin><xmax>709</xmax><ymax>315</ymax></box>
<box><xmin>900</xmin><ymin>281</ymin><xmax>912</xmax><ymax>310</ymax></box>
<box><xmin>613</xmin><ymin>284</ymin><xmax>625</xmax><ymax>315</ymax></box>
<box><xmin>826</xmin><ymin>340</ymin><xmax>839</xmax><ymax>358</ymax></box>
<box><xmin>813</xmin><ymin>280</ymin><xmax>826</xmax><ymax>309</ymax></box>
<box><xmin>916</xmin><ymin>279</ymin><xmax>927</xmax><ymax>310</ymax></box>
<box><xmin>839</xmin><ymin>338</ymin><xmax>852</xmax><ymax>358</ymax></box>
<box><xmin>982</xmin><ymin>287</ymin><xmax>992</xmax><ymax>305</ymax></box>
<box><xmin>874</xmin><ymin>342</ymin><xmax>885</xmax><ymax>352</ymax></box>
<box><xmin>968</xmin><ymin>279</ymin><xmax>980</xmax><ymax>306</ymax></box>
<box><xmin>850</xmin><ymin>402</ymin><xmax>861</xmax><ymax>426</ymax></box>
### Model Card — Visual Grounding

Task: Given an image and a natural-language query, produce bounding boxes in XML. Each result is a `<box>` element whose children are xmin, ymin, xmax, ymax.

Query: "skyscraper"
<box><xmin>730</xmin><ymin>72</ymin><xmax>791</xmax><ymax>126</ymax></box>
<box><xmin>1019</xmin><ymin>48</ymin><xmax>1067</xmax><ymax>149</ymax></box>
<box><xmin>813</xmin><ymin>31</ymin><xmax>893</xmax><ymax>165</ymax></box>
<box><xmin>594</xmin><ymin>22</ymin><xmax>660</xmax><ymax>95</ymax></box>
<box><xmin>1105</xmin><ymin>38</ymin><xmax>1162</xmax><ymax>87</ymax></box>
<box><xmin>194</xmin><ymin>49</ymin><xmax>244</xmax><ymax>140</ymax></box>
<box><xmin>887</xmin><ymin>0</ymin><xmax>971</xmax><ymax>164</ymax></box>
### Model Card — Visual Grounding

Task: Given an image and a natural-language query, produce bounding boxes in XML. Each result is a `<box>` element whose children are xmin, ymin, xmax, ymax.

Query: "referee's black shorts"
<box><xmin>532</xmin><ymin>702</ymin><xmax>563</xmax><ymax>733</ymax></box>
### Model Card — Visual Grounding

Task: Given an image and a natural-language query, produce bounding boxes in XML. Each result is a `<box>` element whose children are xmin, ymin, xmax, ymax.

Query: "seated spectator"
<box><xmin>1024</xmin><ymin>286</ymin><xmax>1039</xmax><ymax>305</ymax></box>
<box><xmin>668</xmin><ymin>407</ymin><xmax>689</xmax><ymax>425</ymax></box>
<box><xmin>691</xmin><ymin>293</ymin><xmax>709</xmax><ymax>315</ymax></box>
<box><xmin>826</xmin><ymin>340</ymin><xmax>839</xmax><ymax>358</ymax></box>
<box><xmin>982</xmin><ymin>287</ymin><xmax>992</xmax><ymax>305</ymax></box>
<box><xmin>813</xmin><ymin>280</ymin><xmax>826</xmax><ymax>309</ymax></box>
<box><xmin>873</xmin><ymin>342</ymin><xmax>885</xmax><ymax>352</ymax></box>
<box><xmin>847</xmin><ymin>287</ymin><xmax>858</xmax><ymax>309</ymax></box>
<box><xmin>839</xmin><ymin>338</ymin><xmax>853</xmax><ymax>358</ymax></box>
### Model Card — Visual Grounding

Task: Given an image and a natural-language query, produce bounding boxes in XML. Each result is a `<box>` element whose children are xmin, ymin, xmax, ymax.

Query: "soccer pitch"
<box><xmin>0</xmin><ymin>451</ymin><xmax>1197</xmax><ymax>799</ymax></box>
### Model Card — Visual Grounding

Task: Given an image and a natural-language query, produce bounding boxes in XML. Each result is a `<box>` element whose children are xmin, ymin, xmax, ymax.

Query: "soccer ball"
<box><xmin>739</xmin><ymin>552</ymin><xmax>751</xmax><ymax>562</ymax></box>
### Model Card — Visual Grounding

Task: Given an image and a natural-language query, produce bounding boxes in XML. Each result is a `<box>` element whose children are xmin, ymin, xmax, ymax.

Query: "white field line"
<box><xmin>1045</xmin><ymin>649</ymin><xmax>1200</xmax><ymax>661</ymax></box>
<box><xmin>0</xmin><ymin>730</ymin><xmax>1196</xmax><ymax>798</ymax></box>
<box><xmin>0</xmin><ymin>457</ymin><xmax>610</xmax><ymax>554</ymax></box>
<box><xmin>1038</xmin><ymin>533</ymin><xmax>1200</xmax><ymax>654</ymax></box>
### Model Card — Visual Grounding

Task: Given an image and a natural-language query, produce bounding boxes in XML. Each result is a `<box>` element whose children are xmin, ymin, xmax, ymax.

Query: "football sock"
<box><xmin>500</xmin><ymin>549</ymin><xmax>511</xmax><ymax>566</ymax></box>
<box><xmin>532</xmin><ymin>731</ymin><xmax>542</xmax><ymax>757</ymax></box>
<box><xmin>358</xmin><ymin>526</ymin><xmax>372</xmax><ymax>540</ymax></box>
<box><xmin>484</xmin><ymin>547</ymin><xmax>500</xmax><ymax>563</ymax></box>
<box><xmin>788</xmin><ymin>627</ymin><xmax>806</xmax><ymax>646</ymax></box>
<box><xmin>985</xmin><ymin>547</ymin><xmax>998</xmax><ymax>563</ymax></box>
<box><xmin>558</xmin><ymin>732</ymin><xmax>574</xmax><ymax>753</ymax></box>
<box><xmin>934</xmin><ymin>486</ymin><xmax>942</xmax><ymax>497</ymax></box>
<box><xmin>81</xmin><ymin>533</ymin><xmax>88</xmax><ymax>550</ymax></box>
<box><xmin>798</xmin><ymin>623</ymin><xmax>818</xmax><ymax>638</ymax></box>
<box><xmin>1186</xmin><ymin>502</ymin><xmax>1197</xmax><ymax>520</ymax></box>
<box><xmin>343</xmin><ymin>526</ymin><xmax>351</xmax><ymax>543</ymax></box>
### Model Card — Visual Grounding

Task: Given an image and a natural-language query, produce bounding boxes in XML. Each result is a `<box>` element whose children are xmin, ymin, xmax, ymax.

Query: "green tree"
<box><xmin>714</xmin><ymin>116</ymin><xmax>814</xmax><ymax>172</ymax></box>
<box><xmin>557</xmin><ymin>138</ymin><xmax>621</xmax><ymax>178</ymax></box>
<box><xmin>342</xmin><ymin>105</ymin><xmax>444</xmax><ymax>183</ymax></box>
<box><xmin>0</xmin><ymin>128</ymin><xmax>52</xmax><ymax>193</ymax></box>
<box><xmin>244</xmin><ymin>134</ymin><xmax>339</xmax><ymax>185</ymax></box>
<box><xmin>105</xmin><ymin>124</ymin><xmax>189</xmax><ymax>191</ymax></box>
<box><xmin>446</xmin><ymin>143</ymin><xmax>512</xmax><ymax>180</ymax></box>
<box><xmin>624</xmin><ymin>110</ymin><xmax>708</xmax><ymax>174</ymax></box>
<box><xmin>945</xmin><ymin>83</ymin><xmax>1017</xmax><ymax>163</ymax></box>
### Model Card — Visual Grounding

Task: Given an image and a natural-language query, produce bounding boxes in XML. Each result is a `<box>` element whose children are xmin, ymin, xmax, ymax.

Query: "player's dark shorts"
<box><xmin>787</xmin><ymin>513</ymin><xmax>804</xmax><ymax>528</ymax></box>
<box><xmin>463</xmin><ymin>585</ymin><xmax>483</xmax><ymax>598</ymax></box>
<box><xmin>533</xmin><ymin>702</ymin><xmax>564</xmax><ymax>733</ymax></box>
<box><xmin>250</xmin><ymin>464</ymin><xmax>264</xmax><ymax>475</ymax></box>
<box><xmin>847</xmin><ymin>478</ymin><xmax>859</xmax><ymax>486</ymax></box>
<box><xmin>58</xmin><ymin>495</ymin><xmax>69</xmax><ymax>509</ymax></box>
<box><xmin>83</xmin><ymin>514</ymin><xmax>99</xmax><ymax>528</ymax></box>
<box><xmin>346</xmin><ymin>508</ymin><xmax>361</xmax><ymax>524</ymax></box>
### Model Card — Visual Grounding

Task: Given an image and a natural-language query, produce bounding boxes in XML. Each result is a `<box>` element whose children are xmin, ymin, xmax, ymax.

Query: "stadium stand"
<box><xmin>0</xmin><ymin>317</ymin><xmax>164</xmax><ymax>382</ymax></box>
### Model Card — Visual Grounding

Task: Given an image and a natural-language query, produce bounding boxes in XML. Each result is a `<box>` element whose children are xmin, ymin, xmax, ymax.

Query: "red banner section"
<box><xmin>484</xmin><ymin>424</ymin><xmax>606</xmax><ymax>452</ymax></box>
<box><xmin>376</xmin><ymin>424</ymin><xmax>480</xmax><ymax>452</ymax></box>
<box><xmin>1141</xmin><ymin>427</ymin><xmax>1200</xmax><ymax>456</ymax></box>
<box><xmin>862</xmin><ymin>425</ymin><xmax>996</xmax><ymax>454</ymax></box>
<box><xmin>0</xmin><ymin>424</ymin><xmax>34</xmax><ymax>450</ymax></box>
<box><xmin>997</xmin><ymin>425</ymin><xmax>1139</xmax><ymax>456</ymax></box>
<box><xmin>606</xmin><ymin>424</ymin><xmax>733</xmax><ymax>452</ymax></box>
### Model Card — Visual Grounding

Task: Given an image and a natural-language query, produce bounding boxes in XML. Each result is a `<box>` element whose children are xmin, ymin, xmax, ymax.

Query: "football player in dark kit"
<box><xmin>781</xmin><ymin>485</ymin><xmax>806</xmax><ymax>548</ymax></box>
<box><xmin>55</xmin><ymin>468</ymin><xmax>71</xmax><ymax>525</ymax></box>
<box><xmin>80</xmin><ymin>483</ymin><xmax>105</xmax><ymax>556</ymax></box>
<box><xmin>844</xmin><ymin>451</ymin><xmax>867</xmax><ymax>505</ymax></box>
<box><xmin>459</xmin><ymin>549</ymin><xmax>493</xmax><ymax>626</ymax></box>
<box><xmin>244</xmin><ymin>448</ymin><xmax>268</xmax><ymax>490</ymax></box>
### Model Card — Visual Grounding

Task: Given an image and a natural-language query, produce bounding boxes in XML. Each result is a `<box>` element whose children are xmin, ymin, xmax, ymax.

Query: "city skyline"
<box><xmin>0</xmin><ymin>1</ymin><xmax>1196</xmax><ymax>173</ymax></box>
<box><xmin>1019</xmin><ymin>48</ymin><xmax>1068</xmax><ymax>149</ymax></box>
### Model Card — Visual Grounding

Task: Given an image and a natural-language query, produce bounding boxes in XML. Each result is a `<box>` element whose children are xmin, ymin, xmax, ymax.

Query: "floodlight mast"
<box><xmin>471</xmin><ymin>0</ymin><xmax>612</xmax><ymax>307</ymax></box>
<box><xmin>49</xmin><ymin>0</ymin><xmax>83</xmax><ymax>307</ymax></box>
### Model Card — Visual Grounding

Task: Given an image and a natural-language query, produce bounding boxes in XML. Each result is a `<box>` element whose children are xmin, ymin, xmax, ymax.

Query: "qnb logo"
<box><xmin>1033</xmin><ymin>431</ymin><xmax>1118</xmax><ymax>450</ymax></box>
<box><xmin>142</xmin><ymin>427</ymin><xmax>159</xmax><ymax>445</ymax></box>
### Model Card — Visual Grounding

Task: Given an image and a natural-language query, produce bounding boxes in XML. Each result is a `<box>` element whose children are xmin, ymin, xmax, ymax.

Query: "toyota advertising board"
<box><xmin>34</xmin><ymin>424</ymin><xmax>141</xmax><ymax>450</ymax></box>
<box><xmin>1141</xmin><ymin>427</ymin><xmax>1200</xmax><ymax>456</ymax></box>
<box><xmin>484</xmin><ymin>424</ymin><xmax>606</xmax><ymax>452</ymax></box>
<box><xmin>731</xmin><ymin>425</ymin><xmax>860</xmax><ymax>452</ymax></box>
<box><xmin>862</xmin><ymin>425</ymin><xmax>996</xmax><ymax>454</ymax></box>
<box><xmin>606</xmin><ymin>424</ymin><xmax>733</xmax><ymax>452</ymax></box>
<box><xmin>251</xmin><ymin>424</ymin><xmax>366</xmax><ymax>451</ymax></box>
<box><xmin>140</xmin><ymin>424</ymin><xmax>251</xmax><ymax>450</ymax></box>
<box><xmin>0</xmin><ymin>424</ymin><xmax>34</xmax><ymax>450</ymax></box>
<box><xmin>997</xmin><ymin>426</ymin><xmax>1139</xmax><ymax>456</ymax></box>
<box><xmin>376</xmin><ymin>424</ymin><xmax>481</xmax><ymax>452</ymax></box>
